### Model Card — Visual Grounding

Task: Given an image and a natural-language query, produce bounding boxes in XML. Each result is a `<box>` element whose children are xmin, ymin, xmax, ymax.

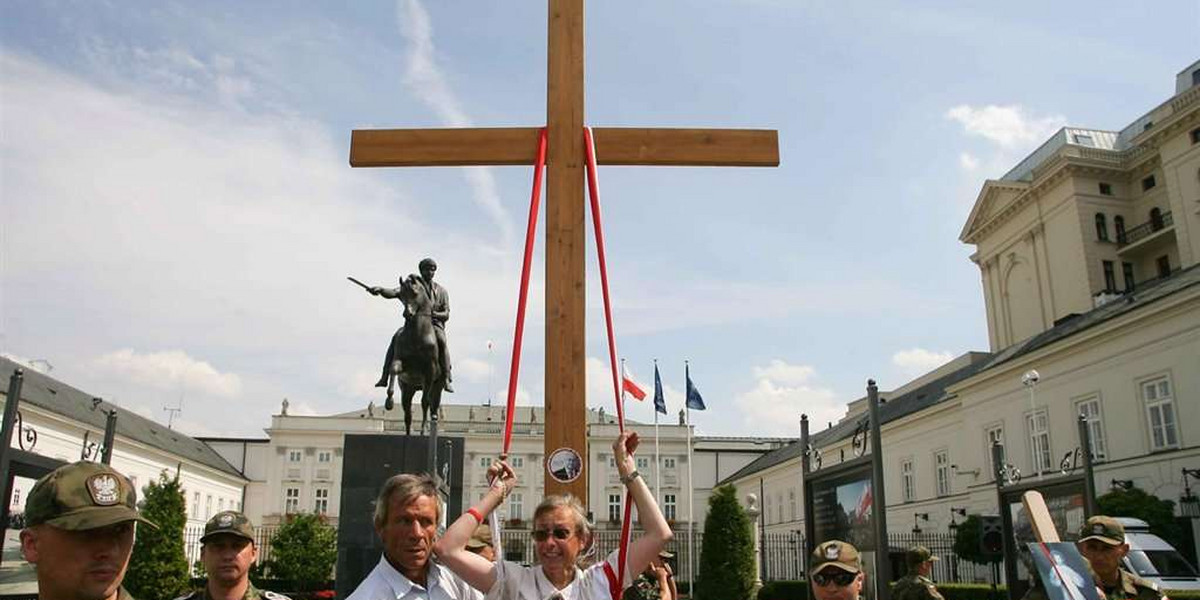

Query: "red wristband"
<box><xmin>467</xmin><ymin>508</ymin><xmax>484</xmax><ymax>524</ymax></box>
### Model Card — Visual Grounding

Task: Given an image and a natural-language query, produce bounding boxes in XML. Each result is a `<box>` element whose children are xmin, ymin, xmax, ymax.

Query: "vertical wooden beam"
<box><xmin>545</xmin><ymin>0</ymin><xmax>587</xmax><ymax>502</ymax></box>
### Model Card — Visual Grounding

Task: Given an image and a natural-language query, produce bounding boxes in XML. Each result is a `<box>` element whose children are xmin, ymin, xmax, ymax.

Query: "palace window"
<box><xmin>218</xmin><ymin>498</ymin><xmax>225</xmax><ymax>512</ymax></box>
<box><xmin>1076</xmin><ymin>397</ymin><xmax>1108</xmax><ymax>461</ymax></box>
<box><xmin>1156</xmin><ymin>255</ymin><xmax>1171</xmax><ymax>279</ymax></box>
<box><xmin>789</xmin><ymin>489</ymin><xmax>798</xmax><ymax>521</ymax></box>
<box><xmin>1143</xmin><ymin>377</ymin><xmax>1178</xmax><ymax>451</ymax></box>
<box><xmin>288</xmin><ymin>449</ymin><xmax>302</xmax><ymax>463</ymax></box>
<box><xmin>1123</xmin><ymin>263</ymin><xmax>1135</xmax><ymax>292</ymax></box>
<box><xmin>193</xmin><ymin>492</ymin><xmax>200</xmax><ymax>517</ymax></box>
<box><xmin>986</xmin><ymin>425</ymin><xmax>1005</xmax><ymax>464</ymax></box>
<box><xmin>935</xmin><ymin>451</ymin><xmax>951</xmax><ymax>497</ymax></box>
<box><xmin>315</xmin><ymin>488</ymin><xmax>329</xmax><ymax>514</ymax></box>
<box><xmin>764</xmin><ymin>494</ymin><xmax>772</xmax><ymax>524</ymax></box>
<box><xmin>1115</xmin><ymin>216</ymin><xmax>1126</xmax><ymax>243</ymax></box>
<box><xmin>637</xmin><ymin>457</ymin><xmax>650</xmax><ymax>470</ymax></box>
<box><xmin>480</xmin><ymin>457</ymin><xmax>490</xmax><ymax>469</ymax></box>
<box><xmin>1099</xmin><ymin>182</ymin><xmax>1113</xmax><ymax>196</ymax></box>
<box><xmin>1142</xmin><ymin>175</ymin><xmax>1157</xmax><ymax>191</ymax></box>
<box><xmin>206</xmin><ymin>494</ymin><xmax>213</xmax><ymax>519</ymax></box>
<box><xmin>1103</xmin><ymin>261</ymin><xmax>1117</xmax><ymax>292</ymax></box>
<box><xmin>1027</xmin><ymin>409</ymin><xmax>1053</xmax><ymax>474</ymax></box>
<box><xmin>901</xmin><ymin>459</ymin><xmax>915</xmax><ymax>502</ymax></box>
<box><xmin>663</xmin><ymin>457</ymin><xmax>676</xmax><ymax>469</ymax></box>
<box><xmin>1095</xmin><ymin>213</ymin><xmax>1109</xmax><ymax>241</ymax></box>
<box><xmin>608</xmin><ymin>494</ymin><xmax>622</xmax><ymax>522</ymax></box>
<box><xmin>318</xmin><ymin>450</ymin><xmax>332</xmax><ymax>463</ymax></box>
<box><xmin>509</xmin><ymin>493</ymin><xmax>523</xmax><ymax>521</ymax></box>
<box><xmin>777</xmin><ymin>492</ymin><xmax>784</xmax><ymax>523</ymax></box>
<box><xmin>1191</xmin><ymin>127</ymin><xmax>1200</xmax><ymax>144</ymax></box>
<box><xmin>511</xmin><ymin>456</ymin><xmax>524</xmax><ymax>469</ymax></box>
<box><xmin>663</xmin><ymin>494</ymin><xmax>677</xmax><ymax>521</ymax></box>
<box><xmin>285</xmin><ymin>488</ymin><xmax>300</xmax><ymax>514</ymax></box>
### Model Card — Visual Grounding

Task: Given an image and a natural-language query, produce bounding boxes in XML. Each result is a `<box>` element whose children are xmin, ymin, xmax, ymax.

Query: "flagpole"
<box><xmin>686</xmin><ymin>361</ymin><xmax>695</xmax><ymax>588</ymax></box>
<box><xmin>687</xmin><ymin>401</ymin><xmax>695</xmax><ymax>587</ymax></box>
<box><xmin>653</xmin><ymin>359</ymin><xmax>661</xmax><ymax>504</ymax></box>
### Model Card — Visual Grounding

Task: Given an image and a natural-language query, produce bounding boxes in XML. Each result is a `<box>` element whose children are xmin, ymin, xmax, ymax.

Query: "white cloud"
<box><xmin>396</xmin><ymin>0</ymin><xmax>512</xmax><ymax>245</ymax></box>
<box><xmin>958</xmin><ymin>152</ymin><xmax>980</xmax><ymax>171</ymax></box>
<box><xmin>891</xmin><ymin>348</ymin><xmax>954</xmax><ymax>378</ymax></box>
<box><xmin>735</xmin><ymin>360</ymin><xmax>841</xmax><ymax>436</ymax></box>
<box><xmin>92</xmin><ymin>349</ymin><xmax>242</xmax><ymax>398</ymax></box>
<box><xmin>945</xmin><ymin>104</ymin><xmax>1064</xmax><ymax>150</ymax></box>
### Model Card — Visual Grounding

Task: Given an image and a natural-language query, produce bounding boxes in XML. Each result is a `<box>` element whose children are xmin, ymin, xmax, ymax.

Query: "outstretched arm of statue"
<box><xmin>433</xmin><ymin>460</ymin><xmax>515</xmax><ymax>592</ymax></box>
<box><xmin>368</xmin><ymin>284</ymin><xmax>402</xmax><ymax>299</ymax></box>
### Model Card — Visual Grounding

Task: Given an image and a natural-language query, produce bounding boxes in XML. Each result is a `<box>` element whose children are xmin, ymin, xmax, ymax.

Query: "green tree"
<box><xmin>125</xmin><ymin>470</ymin><xmax>191</xmax><ymax>598</ymax></box>
<box><xmin>264</xmin><ymin>513</ymin><xmax>337</xmax><ymax>590</ymax></box>
<box><xmin>1098</xmin><ymin>486</ymin><xmax>1181</xmax><ymax>549</ymax></box>
<box><xmin>696</xmin><ymin>485</ymin><xmax>756</xmax><ymax>600</ymax></box>
<box><xmin>953</xmin><ymin>515</ymin><xmax>1002</xmax><ymax>566</ymax></box>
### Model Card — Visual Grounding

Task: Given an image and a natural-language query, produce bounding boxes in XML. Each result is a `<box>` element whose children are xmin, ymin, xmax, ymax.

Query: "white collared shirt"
<box><xmin>484</xmin><ymin>550</ymin><xmax>631</xmax><ymax>600</ymax></box>
<box><xmin>348</xmin><ymin>554</ymin><xmax>483</xmax><ymax>600</ymax></box>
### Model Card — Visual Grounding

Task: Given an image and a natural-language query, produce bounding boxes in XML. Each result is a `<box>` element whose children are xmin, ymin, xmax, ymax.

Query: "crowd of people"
<box><xmin>17</xmin><ymin>430</ymin><xmax>1171</xmax><ymax>600</ymax></box>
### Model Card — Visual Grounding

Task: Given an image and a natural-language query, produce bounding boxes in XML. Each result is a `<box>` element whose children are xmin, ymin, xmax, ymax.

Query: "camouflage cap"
<box><xmin>201</xmin><ymin>510</ymin><xmax>256</xmax><ymax>544</ymax></box>
<box><xmin>906</xmin><ymin>545</ymin><xmax>940</xmax><ymax>566</ymax></box>
<box><xmin>810</xmin><ymin>540</ymin><xmax>862</xmax><ymax>575</ymax></box>
<box><xmin>1079</xmin><ymin>515</ymin><xmax>1125</xmax><ymax>546</ymax></box>
<box><xmin>465</xmin><ymin>523</ymin><xmax>492</xmax><ymax>550</ymax></box>
<box><xmin>25</xmin><ymin>461</ymin><xmax>156</xmax><ymax>531</ymax></box>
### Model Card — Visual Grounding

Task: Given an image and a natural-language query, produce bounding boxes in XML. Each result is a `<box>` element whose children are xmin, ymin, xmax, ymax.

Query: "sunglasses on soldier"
<box><xmin>812</xmin><ymin>571</ymin><xmax>857</xmax><ymax>587</ymax></box>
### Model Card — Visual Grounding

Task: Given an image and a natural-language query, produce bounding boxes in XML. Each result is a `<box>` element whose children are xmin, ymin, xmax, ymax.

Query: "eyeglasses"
<box><xmin>532</xmin><ymin>527</ymin><xmax>574</xmax><ymax>542</ymax></box>
<box><xmin>812</xmin><ymin>571</ymin><xmax>857</xmax><ymax>587</ymax></box>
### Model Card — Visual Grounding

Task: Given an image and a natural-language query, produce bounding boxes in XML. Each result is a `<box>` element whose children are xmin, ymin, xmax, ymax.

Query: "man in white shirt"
<box><xmin>348</xmin><ymin>473</ymin><xmax>482</xmax><ymax>600</ymax></box>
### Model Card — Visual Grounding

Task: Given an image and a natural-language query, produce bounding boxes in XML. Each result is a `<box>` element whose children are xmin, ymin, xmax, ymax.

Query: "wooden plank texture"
<box><xmin>544</xmin><ymin>0</ymin><xmax>587</xmax><ymax>501</ymax></box>
<box><xmin>1022</xmin><ymin>490</ymin><xmax>1062</xmax><ymax>543</ymax></box>
<box><xmin>350</xmin><ymin>127</ymin><xmax>779</xmax><ymax>167</ymax></box>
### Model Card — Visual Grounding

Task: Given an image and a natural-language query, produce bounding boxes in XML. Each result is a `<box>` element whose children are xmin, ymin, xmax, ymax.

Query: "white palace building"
<box><xmin>725</xmin><ymin>59</ymin><xmax>1200</xmax><ymax>558</ymax></box>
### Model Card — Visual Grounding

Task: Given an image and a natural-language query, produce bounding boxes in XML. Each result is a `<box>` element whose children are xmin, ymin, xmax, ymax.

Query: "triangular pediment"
<box><xmin>960</xmin><ymin>180</ymin><xmax>1029</xmax><ymax>244</ymax></box>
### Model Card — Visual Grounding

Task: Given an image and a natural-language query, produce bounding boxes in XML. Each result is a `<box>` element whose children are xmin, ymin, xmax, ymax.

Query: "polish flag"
<box><xmin>622</xmin><ymin>372</ymin><xmax>647</xmax><ymax>401</ymax></box>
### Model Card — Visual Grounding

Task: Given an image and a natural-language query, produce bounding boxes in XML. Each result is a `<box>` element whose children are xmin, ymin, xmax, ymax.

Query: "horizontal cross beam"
<box><xmin>349</xmin><ymin>127</ymin><xmax>779</xmax><ymax>168</ymax></box>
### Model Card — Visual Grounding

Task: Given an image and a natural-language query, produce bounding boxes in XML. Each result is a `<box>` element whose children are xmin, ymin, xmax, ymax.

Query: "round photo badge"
<box><xmin>546</xmin><ymin>447</ymin><xmax>583</xmax><ymax>483</ymax></box>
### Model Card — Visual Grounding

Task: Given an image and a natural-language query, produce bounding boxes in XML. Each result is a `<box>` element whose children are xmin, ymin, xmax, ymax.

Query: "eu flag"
<box><xmin>685</xmin><ymin>364</ymin><xmax>706</xmax><ymax>410</ymax></box>
<box><xmin>653</xmin><ymin>364</ymin><xmax>667</xmax><ymax>415</ymax></box>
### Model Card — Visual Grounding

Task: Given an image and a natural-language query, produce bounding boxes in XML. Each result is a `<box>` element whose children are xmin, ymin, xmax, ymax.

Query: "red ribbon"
<box><xmin>502</xmin><ymin>128</ymin><xmax>548</xmax><ymax>457</ymax></box>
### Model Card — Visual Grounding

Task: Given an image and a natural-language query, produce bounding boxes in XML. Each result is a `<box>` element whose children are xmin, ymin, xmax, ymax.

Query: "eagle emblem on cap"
<box><xmin>825</xmin><ymin>544</ymin><xmax>840</xmax><ymax>560</ymax></box>
<box><xmin>1092</xmin><ymin>524</ymin><xmax>1105</xmax><ymax>534</ymax></box>
<box><xmin>87</xmin><ymin>474</ymin><xmax>121</xmax><ymax>506</ymax></box>
<box><xmin>219</xmin><ymin>513</ymin><xmax>234</xmax><ymax>526</ymax></box>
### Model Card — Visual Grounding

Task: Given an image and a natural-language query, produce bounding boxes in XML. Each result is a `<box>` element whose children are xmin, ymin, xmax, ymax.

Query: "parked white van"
<box><xmin>1116</xmin><ymin>517</ymin><xmax>1200</xmax><ymax>592</ymax></box>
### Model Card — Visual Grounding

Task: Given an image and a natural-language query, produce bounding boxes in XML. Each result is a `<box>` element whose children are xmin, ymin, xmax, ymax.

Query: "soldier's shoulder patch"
<box><xmin>262</xmin><ymin>592</ymin><xmax>293</xmax><ymax>600</ymax></box>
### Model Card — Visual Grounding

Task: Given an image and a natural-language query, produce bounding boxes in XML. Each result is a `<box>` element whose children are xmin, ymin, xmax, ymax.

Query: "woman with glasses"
<box><xmin>434</xmin><ymin>431</ymin><xmax>674</xmax><ymax>599</ymax></box>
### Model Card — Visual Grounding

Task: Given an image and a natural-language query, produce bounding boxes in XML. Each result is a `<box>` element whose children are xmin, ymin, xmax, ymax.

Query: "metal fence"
<box><xmin>760</xmin><ymin>531</ymin><xmax>997</xmax><ymax>584</ymax></box>
<box><xmin>184</xmin><ymin>523</ymin><xmax>280</xmax><ymax>575</ymax></box>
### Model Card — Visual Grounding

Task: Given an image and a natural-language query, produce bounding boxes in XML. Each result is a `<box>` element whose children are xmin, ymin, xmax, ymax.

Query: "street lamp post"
<box><xmin>1022</xmin><ymin>370</ymin><xmax>1042</xmax><ymax>480</ymax></box>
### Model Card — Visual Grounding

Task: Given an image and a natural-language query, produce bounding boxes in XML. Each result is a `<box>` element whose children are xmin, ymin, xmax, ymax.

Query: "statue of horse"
<box><xmin>376</xmin><ymin>274</ymin><xmax>445</xmax><ymax>435</ymax></box>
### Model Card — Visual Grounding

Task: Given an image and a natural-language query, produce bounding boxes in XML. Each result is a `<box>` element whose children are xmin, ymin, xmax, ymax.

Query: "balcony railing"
<box><xmin>1119</xmin><ymin>210</ymin><xmax>1172</xmax><ymax>246</ymax></box>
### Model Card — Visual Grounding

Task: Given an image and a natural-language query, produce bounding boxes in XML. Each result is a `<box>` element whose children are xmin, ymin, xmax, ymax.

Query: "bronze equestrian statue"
<box><xmin>360</xmin><ymin>258</ymin><xmax>454</xmax><ymax>435</ymax></box>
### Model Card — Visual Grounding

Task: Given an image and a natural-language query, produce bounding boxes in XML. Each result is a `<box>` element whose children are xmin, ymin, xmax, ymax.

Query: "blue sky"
<box><xmin>2</xmin><ymin>1</ymin><xmax>1197</xmax><ymax>438</ymax></box>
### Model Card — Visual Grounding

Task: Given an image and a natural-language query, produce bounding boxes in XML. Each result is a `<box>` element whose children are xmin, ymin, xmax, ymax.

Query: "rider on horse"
<box><xmin>369</xmin><ymin>257</ymin><xmax>454</xmax><ymax>393</ymax></box>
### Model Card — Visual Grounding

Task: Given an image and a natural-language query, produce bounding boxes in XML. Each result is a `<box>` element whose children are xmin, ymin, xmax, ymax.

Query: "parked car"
<box><xmin>1116</xmin><ymin>517</ymin><xmax>1200</xmax><ymax>592</ymax></box>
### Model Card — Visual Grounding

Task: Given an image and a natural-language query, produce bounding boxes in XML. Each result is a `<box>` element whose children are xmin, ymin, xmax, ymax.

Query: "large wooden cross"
<box><xmin>350</xmin><ymin>0</ymin><xmax>778</xmax><ymax>503</ymax></box>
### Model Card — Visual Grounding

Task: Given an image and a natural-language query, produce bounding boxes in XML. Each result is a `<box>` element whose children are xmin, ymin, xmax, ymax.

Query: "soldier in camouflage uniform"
<box><xmin>1077</xmin><ymin>516</ymin><xmax>1166</xmax><ymax>600</ymax></box>
<box><xmin>176</xmin><ymin>511</ymin><xmax>292</xmax><ymax>600</ymax></box>
<box><xmin>624</xmin><ymin>550</ymin><xmax>675</xmax><ymax>600</ymax></box>
<box><xmin>19</xmin><ymin>460</ymin><xmax>157</xmax><ymax>600</ymax></box>
<box><xmin>892</xmin><ymin>546</ymin><xmax>945</xmax><ymax>600</ymax></box>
